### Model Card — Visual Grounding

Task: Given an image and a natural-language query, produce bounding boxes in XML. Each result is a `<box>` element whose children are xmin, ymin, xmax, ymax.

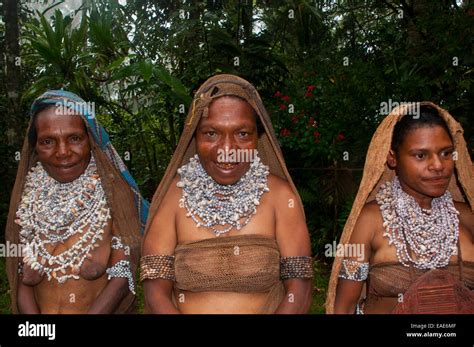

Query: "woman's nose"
<box><xmin>55</xmin><ymin>141</ymin><xmax>71</xmax><ymax>159</ymax></box>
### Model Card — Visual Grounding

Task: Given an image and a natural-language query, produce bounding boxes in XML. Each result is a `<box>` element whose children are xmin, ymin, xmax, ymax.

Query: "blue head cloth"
<box><xmin>31</xmin><ymin>90</ymin><xmax>149</xmax><ymax>234</ymax></box>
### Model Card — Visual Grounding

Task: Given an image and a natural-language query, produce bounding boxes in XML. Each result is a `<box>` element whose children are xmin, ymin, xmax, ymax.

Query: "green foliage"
<box><xmin>0</xmin><ymin>258</ymin><xmax>12</xmax><ymax>314</ymax></box>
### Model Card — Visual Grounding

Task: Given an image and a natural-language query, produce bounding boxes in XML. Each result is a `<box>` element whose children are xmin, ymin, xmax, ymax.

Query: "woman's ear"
<box><xmin>386</xmin><ymin>149</ymin><xmax>397</xmax><ymax>169</ymax></box>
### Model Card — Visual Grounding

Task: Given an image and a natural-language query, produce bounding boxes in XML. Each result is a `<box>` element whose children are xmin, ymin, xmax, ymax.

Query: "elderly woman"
<box><xmin>141</xmin><ymin>74</ymin><xmax>313</xmax><ymax>314</ymax></box>
<box><xmin>5</xmin><ymin>90</ymin><xmax>148</xmax><ymax>314</ymax></box>
<box><xmin>326</xmin><ymin>102</ymin><xmax>474</xmax><ymax>314</ymax></box>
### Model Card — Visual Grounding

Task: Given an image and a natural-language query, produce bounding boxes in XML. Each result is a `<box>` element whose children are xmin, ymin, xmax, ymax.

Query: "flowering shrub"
<box><xmin>270</xmin><ymin>81</ymin><xmax>347</xmax><ymax>166</ymax></box>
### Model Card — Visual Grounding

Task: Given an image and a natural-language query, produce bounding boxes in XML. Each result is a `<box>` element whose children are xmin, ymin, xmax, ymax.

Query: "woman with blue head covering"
<box><xmin>5</xmin><ymin>90</ymin><xmax>149</xmax><ymax>313</ymax></box>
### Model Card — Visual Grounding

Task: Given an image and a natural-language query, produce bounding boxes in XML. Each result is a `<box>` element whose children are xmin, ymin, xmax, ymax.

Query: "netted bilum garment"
<box><xmin>174</xmin><ymin>234</ymin><xmax>285</xmax><ymax>313</ymax></box>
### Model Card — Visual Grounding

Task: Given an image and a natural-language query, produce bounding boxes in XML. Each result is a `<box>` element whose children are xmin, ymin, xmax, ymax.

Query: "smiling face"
<box><xmin>195</xmin><ymin>96</ymin><xmax>259</xmax><ymax>185</ymax></box>
<box><xmin>387</xmin><ymin>125</ymin><xmax>455</xmax><ymax>209</ymax></box>
<box><xmin>34</xmin><ymin>106</ymin><xmax>91</xmax><ymax>183</ymax></box>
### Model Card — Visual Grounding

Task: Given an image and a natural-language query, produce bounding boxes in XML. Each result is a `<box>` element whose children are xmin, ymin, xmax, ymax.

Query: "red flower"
<box><xmin>291</xmin><ymin>115</ymin><xmax>299</xmax><ymax>124</ymax></box>
<box><xmin>280</xmin><ymin>128</ymin><xmax>291</xmax><ymax>137</ymax></box>
<box><xmin>281</xmin><ymin>95</ymin><xmax>290</xmax><ymax>103</ymax></box>
<box><xmin>274</xmin><ymin>91</ymin><xmax>283</xmax><ymax>97</ymax></box>
<box><xmin>279</xmin><ymin>104</ymin><xmax>287</xmax><ymax>110</ymax></box>
<box><xmin>305</xmin><ymin>85</ymin><xmax>316</xmax><ymax>98</ymax></box>
<box><xmin>308</xmin><ymin>117</ymin><xmax>317</xmax><ymax>127</ymax></box>
<box><xmin>468</xmin><ymin>8</ymin><xmax>474</xmax><ymax>16</ymax></box>
<box><xmin>313</xmin><ymin>131</ymin><xmax>321</xmax><ymax>138</ymax></box>
<box><xmin>337</xmin><ymin>133</ymin><xmax>345</xmax><ymax>141</ymax></box>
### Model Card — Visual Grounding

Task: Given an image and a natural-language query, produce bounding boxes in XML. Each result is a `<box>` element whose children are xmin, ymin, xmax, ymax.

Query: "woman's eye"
<box><xmin>239</xmin><ymin>131</ymin><xmax>248</xmax><ymax>137</ymax></box>
<box><xmin>70</xmin><ymin>136</ymin><xmax>80</xmax><ymax>142</ymax></box>
<box><xmin>415</xmin><ymin>153</ymin><xmax>425</xmax><ymax>159</ymax></box>
<box><xmin>441</xmin><ymin>150</ymin><xmax>454</xmax><ymax>158</ymax></box>
<box><xmin>206</xmin><ymin>131</ymin><xmax>216</xmax><ymax>137</ymax></box>
<box><xmin>41</xmin><ymin>139</ymin><xmax>54</xmax><ymax>145</ymax></box>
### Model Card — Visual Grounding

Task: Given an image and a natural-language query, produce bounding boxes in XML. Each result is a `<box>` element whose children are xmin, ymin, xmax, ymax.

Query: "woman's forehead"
<box><xmin>400</xmin><ymin>125</ymin><xmax>453</xmax><ymax>149</ymax></box>
<box><xmin>35</xmin><ymin>107</ymin><xmax>87</xmax><ymax>132</ymax></box>
<box><xmin>199</xmin><ymin>96</ymin><xmax>257</xmax><ymax>126</ymax></box>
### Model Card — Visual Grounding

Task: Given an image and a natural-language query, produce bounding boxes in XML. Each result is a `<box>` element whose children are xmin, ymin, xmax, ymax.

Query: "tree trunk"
<box><xmin>242</xmin><ymin>0</ymin><xmax>253</xmax><ymax>42</ymax></box>
<box><xmin>4</xmin><ymin>0</ymin><xmax>22</xmax><ymax>147</ymax></box>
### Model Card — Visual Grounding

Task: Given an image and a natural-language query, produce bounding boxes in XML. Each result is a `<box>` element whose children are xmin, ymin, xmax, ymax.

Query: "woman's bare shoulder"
<box><xmin>350</xmin><ymin>200</ymin><xmax>382</xmax><ymax>243</ymax></box>
<box><xmin>454</xmin><ymin>201</ymin><xmax>474</xmax><ymax>234</ymax></box>
<box><xmin>267</xmin><ymin>174</ymin><xmax>295</xmax><ymax>196</ymax></box>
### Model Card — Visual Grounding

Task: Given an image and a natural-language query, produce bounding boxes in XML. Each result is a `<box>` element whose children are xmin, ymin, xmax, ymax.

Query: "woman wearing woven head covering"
<box><xmin>5</xmin><ymin>90</ymin><xmax>149</xmax><ymax>313</ymax></box>
<box><xmin>141</xmin><ymin>74</ymin><xmax>313</xmax><ymax>314</ymax></box>
<box><xmin>327</xmin><ymin>102</ymin><xmax>474</xmax><ymax>314</ymax></box>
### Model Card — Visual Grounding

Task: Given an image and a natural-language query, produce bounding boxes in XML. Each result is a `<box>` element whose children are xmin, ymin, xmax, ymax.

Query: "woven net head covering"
<box><xmin>144</xmin><ymin>74</ymin><xmax>304</xmax><ymax>235</ymax></box>
<box><xmin>325</xmin><ymin>101</ymin><xmax>474</xmax><ymax>313</ymax></box>
<box><xmin>5</xmin><ymin>90</ymin><xmax>147</xmax><ymax>313</ymax></box>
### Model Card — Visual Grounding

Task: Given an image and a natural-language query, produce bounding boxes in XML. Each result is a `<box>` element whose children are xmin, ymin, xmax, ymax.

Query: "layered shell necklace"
<box><xmin>177</xmin><ymin>153</ymin><xmax>270</xmax><ymax>236</ymax></box>
<box><xmin>376</xmin><ymin>176</ymin><xmax>459</xmax><ymax>269</ymax></box>
<box><xmin>16</xmin><ymin>156</ymin><xmax>111</xmax><ymax>283</ymax></box>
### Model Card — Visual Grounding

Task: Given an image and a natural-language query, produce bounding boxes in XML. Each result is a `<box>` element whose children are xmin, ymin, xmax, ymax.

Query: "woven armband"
<box><xmin>140</xmin><ymin>254</ymin><xmax>175</xmax><ymax>282</ymax></box>
<box><xmin>280</xmin><ymin>256</ymin><xmax>313</xmax><ymax>280</ymax></box>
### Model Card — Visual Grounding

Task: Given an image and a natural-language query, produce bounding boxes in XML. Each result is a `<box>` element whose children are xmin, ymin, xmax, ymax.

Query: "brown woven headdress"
<box><xmin>144</xmin><ymin>74</ymin><xmax>304</xmax><ymax>235</ymax></box>
<box><xmin>325</xmin><ymin>101</ymin><xmax>474</xmax><ymax>313</ymax></box>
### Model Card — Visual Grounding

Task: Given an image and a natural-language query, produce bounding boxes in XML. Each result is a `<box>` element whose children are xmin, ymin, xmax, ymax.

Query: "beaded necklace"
<box><xmin>16</xmin><ymin>157</ymin><xmax>110</xmax><ymax>283</ymax></box>
<box><xmin>376</xmin><ymin>176</ymin><xmax>459</xmax><ymax>269</ymax></box>
<box><xmin>177</xmin><ymin>153</ymin><xmax>270</xmax><ymax>236</ymax></box>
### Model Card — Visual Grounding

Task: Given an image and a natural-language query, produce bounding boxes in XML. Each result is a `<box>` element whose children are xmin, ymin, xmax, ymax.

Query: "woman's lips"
<box><xmin>56</xmin><ymin>162</ymin><xmax>80</xmax><ymax>171</ymax></box>
<box><xmin>215</xmin><ymin>162</ymin><xmax>239</xmax><ymax>171</ymax></box>
<box><xmin>424</xmin><ymin>176</ymin><xmax>450</xmax><ymax>185</ymax></box>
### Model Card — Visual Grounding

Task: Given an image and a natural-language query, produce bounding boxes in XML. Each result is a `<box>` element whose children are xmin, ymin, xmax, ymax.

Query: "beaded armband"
<box><xmin>18</xmin><ymin>261</ymin><xmax>24</xmax><ymax>276</ymax></box>
<box><xmin>111</xmin><ymin>236</ymin><xmax>125</xmax><ymax>250</ymax></box>
<box><xmin>106</xmin><ymin>260</ymin><xmax>136</xmax><ymax>294</ymax></box>
<box><xmin>140</xmin><ymin>255</ymin><xmax>175</xmax><ymax>282</ymax></box>
<box><xmin>280</xmin><ymin>256</ymin><xmax>313</xmax><ymax>280</ymax></box>
<box><xmin>338</xmin><ymin>259</ymin><xmax>369</xmax><ymax>281</ymax></box>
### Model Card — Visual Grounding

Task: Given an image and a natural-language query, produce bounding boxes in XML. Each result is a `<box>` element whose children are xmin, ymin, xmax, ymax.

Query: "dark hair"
<box><xmin>391</xmin><ymin>105</ymin><xmax>452</xmax><ymax>152</ymax></box>
<box><xmin>28</xmin><ymin>104</ymin><xmax>57</xmax><ymax>145</ymax></box>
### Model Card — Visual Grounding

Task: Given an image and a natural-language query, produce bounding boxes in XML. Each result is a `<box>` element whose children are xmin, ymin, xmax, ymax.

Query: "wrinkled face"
<box><xmin>387</xmin><ymin>125</ymin><xmax>455</xmax><ymax>206</ymax></box>
<box><xmin>195</xmin><ymin>96</ymin><xmax>258</xmax><ymax>185</ymax></box>
<box><xmin>35</xmin><ymin>106</ymin><xmax>91</xmax><ymax>183</ymax></box>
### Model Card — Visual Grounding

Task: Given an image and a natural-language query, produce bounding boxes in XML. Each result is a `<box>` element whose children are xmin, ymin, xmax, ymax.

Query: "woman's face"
<box><xmin>195</xmin><ymin>96</ymin><xmax>258</xmax><ymax>185</ymax></box>
<box><xmin>387</xmin><ymin>125</ymin><xmax>455</xmax><ymax>208</ymax></box>
<box><xmin>35</xmin><ymin>106</ymin><xmax>91</xmax><ymax>183</ymax></box>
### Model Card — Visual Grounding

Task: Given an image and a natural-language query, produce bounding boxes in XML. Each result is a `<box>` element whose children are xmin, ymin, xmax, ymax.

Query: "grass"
<box><xmin>310</xmin><ymin>259</ymin><xmax>331</xmax><ymax>314</ymax></box>
<box><xmin>0</xmin><ymin>257</ymin><xmax>330</xmax><ymax>314</ymax></box>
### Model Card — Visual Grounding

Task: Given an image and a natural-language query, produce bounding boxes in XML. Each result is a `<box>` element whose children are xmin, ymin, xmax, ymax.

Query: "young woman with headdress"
<box><xmin>326</xmin><ymin>102</ymin><xmax>474</xmax><ymax>314</ymax></box>
<box><xmin>5</xmin><ymin>90</ymin><xmax>149</xmax><ymax>313</ymax></box>
<box><xmin>141</xmin><ymin>74</ymin><xmax>313</xmax><ymax>314</ymax></box>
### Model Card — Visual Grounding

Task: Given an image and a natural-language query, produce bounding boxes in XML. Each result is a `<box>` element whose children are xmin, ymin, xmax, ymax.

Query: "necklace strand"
<box><xmin>376</xmin><ymin>176</ymin><xmax>459</xmax><ymax>269</ymax></box>
<box><xmin>177</xmin><ymin>153</ymin><xmax>270</xmax><ymax>236</ymax></box>
<box><xmin>16</xmin><ymin>157</ymin><xmax>111</xmax><ymax>283</ymax></box>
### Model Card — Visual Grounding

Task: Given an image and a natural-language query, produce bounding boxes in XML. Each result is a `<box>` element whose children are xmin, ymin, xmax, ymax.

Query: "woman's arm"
<box><xmin>87</xmin><ymin>239</ymin><xmax>132</xmax><ymax>314</ymax></box>
<box><xmin>142</xmin><ymin>177</ymin><xmax>180</xmax><ymax>314</ymax></box>
<box><xmin>334</xmin><ymin>203</ymin><xmax>376</xmax><ymax>313</ymax></box>
<box><xmin>272</xmin><ymin>176</ymin><xmax>313</xmax><ymax>314</ymax></box>
<box><xmin>18</xmin><ymin>278</ymin><xmax>40</xmax><ymax>314</ymax></box>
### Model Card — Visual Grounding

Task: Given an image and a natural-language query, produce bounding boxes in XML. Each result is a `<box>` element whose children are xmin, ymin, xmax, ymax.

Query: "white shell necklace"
<box><xmin>177</xmin><ymin>153</ymin><xmax>270</xmax><ymax>236</ymax></box>
<box><xmin>376</xmin><ymin>176</ymin><xmax>459</xmax><ymax>269</ymax></box>
<box><xmin>16</xmin><ymin>156</ymin><xmax>111</xmax><ymax>283</ymax></box>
